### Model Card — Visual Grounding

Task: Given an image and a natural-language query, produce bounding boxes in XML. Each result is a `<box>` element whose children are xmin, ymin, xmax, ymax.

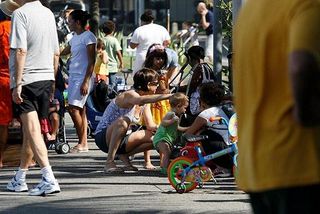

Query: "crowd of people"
<box><xmin>0</xmin><ymin>0</ymin><xmax>218</xmax><ymax>197</ymax></box>
<box><xmin>3</xmin><ymin>1</ymin><xmax>319</xmax><ymax>214</ymax></box>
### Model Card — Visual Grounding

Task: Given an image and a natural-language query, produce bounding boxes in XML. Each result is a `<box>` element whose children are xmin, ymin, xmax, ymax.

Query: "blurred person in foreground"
<box><xmin>0</xmin><ymin>0</ymin><xmax>21</xmax><ymax>168</ymax></box>
<box><xmin>234</xmin><ymin>0</ymin><xmax>320</xmax><ymax>213</ymax></box>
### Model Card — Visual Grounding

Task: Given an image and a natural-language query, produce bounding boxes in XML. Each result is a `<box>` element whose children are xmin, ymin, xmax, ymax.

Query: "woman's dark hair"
<box><xmin>100</xmin><ymin>20</ymin><xmax>115</xmax><ymax>35</ymax></box>
<box><xmin>144</xmin><ymin>44</ymin><xmax>168</xmax><ymax>70</ymax></box>
<box><xmin>187</xmin><ymin>46</ymin><xmax>205</xmax><ymax>60</ymax></box>
<box><xmin>133</xmin><ymin>68</ymin><xmax>159</xmax><ymax>92</ymax></box>
<box><xmin>69</xmin><ymin>10</ymin><xmax>91</xmax><ymax>29</ymax></box>
<box><xmin>140</xmin><ymin>9</ymin><xmax>154</xmax><ymax>23</ymax></box>
<box><xmin>199</xmin><ymin>82</ymin><xmax>226</xmax><ymax>106</ymax></box>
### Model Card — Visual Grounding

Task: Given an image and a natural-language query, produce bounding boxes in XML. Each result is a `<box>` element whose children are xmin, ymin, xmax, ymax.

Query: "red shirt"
<box><xmin>0</xmin><ymin>20</ymin><xmax>11</xmax><ymax>79</ymax></box>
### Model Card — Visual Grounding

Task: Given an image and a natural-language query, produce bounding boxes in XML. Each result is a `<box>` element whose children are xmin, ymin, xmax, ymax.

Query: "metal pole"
<box><xmin>213</xmin><ymin>0</ymin><xmax>223</xmax><ymax>84</ymax></box>
<box><xmin>166</xmin><ymin>0</ymin><xmax>170</xmax><ymax>33</ymax></box>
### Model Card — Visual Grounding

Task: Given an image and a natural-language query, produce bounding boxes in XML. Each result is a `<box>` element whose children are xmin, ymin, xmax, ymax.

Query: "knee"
<box><xmin>114</xmin><ymin>119</ymin><xmax>129</xmax><ymax>133</ymax></box>
<box><xmin>159</xmin><ymin>142</ymin><xmax>171</xmax><ymax>153</ymax></box>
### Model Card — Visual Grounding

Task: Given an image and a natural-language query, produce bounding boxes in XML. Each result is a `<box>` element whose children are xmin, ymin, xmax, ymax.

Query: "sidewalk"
<box><xmin>0</xmin><ymin>116</ymin><xmax>252</xmax><ymax>214</ymax></box>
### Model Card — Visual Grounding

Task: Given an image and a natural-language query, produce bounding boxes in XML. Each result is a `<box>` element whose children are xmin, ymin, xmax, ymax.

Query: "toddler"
<box><xmin>153</xmin><ymin>92</ymin><xmax>189</xmax><ymax>173</ymax></box>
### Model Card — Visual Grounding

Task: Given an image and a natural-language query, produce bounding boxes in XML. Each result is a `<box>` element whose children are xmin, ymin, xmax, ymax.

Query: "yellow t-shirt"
<box><xmin>93</xmin><ymin>50</ymin><xmax>108</xmax><ymax>75</ymax></box>
<box><xmin>234</xmin><ymin>0</ymin><xmax>320</xmax><ymax>192</ymax></box>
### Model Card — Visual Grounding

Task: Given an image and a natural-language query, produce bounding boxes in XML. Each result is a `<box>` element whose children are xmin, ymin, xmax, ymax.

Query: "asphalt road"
<box><xmin>0</xmin><ymin>114</ymin><xmax>252</xmax><ymax>214</ymax></box>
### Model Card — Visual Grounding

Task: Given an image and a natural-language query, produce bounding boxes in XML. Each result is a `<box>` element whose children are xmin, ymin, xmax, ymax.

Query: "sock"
<box><xmin>41</xmin><ymin>166</ymin><xmax>55</xmax><ymax>182</ymax></box>
<box><xmin>15</xmin><ymin>168</ymin><xmax>28</xmax><ymax>181</ymax></box>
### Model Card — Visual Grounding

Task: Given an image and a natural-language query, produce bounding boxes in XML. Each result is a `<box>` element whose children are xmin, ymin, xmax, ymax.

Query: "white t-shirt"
<box><xmin>68</xmin><ymin>31</ymin><xmax>97</xmax><ymax>76</ymax></box>
<box><xmin>130</xmin><ymin>23</ymin><xmax>170</xmax><ymax>73</ymax></box>
<box><xmin>198</xmin><ymin>106</ymin><xmax>230</xmax><ymax>144</ymax></box>
<box><xmin>9</xmin><ymin>1</ymin><xmax>59</xmax><ymax>88</ymax></box>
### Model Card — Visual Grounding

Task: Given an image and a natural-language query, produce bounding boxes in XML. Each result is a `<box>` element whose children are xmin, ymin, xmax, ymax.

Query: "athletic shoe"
<box><xmin>29</xmin><ymin>177</ymin><xmax>60</xmax><ymax>196</ymax></box>
<box><xmin>7</xmin><ymin>176</ymin><xmax>28</xmax><ymax>192</ymax></box>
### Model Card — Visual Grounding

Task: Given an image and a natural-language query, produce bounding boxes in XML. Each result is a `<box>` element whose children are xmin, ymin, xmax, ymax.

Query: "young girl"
<box><xmin>143</xmin><ymin>44</ymin><xmax>171</xmax><ymax>169</ymax></box>
<box><xmin>153</xmin><ymin>93</ymin><xmax>189</xmax><ymax>173</ymax></box>
<box><xmin>93</xmin><ymin>38</ymin><xmax>108</xmax><ymax>83</ymax></box>
<box><xmin>186</xmin><ymin>82</ymin><xmax>234</xmax><ymax>173</ymax></box>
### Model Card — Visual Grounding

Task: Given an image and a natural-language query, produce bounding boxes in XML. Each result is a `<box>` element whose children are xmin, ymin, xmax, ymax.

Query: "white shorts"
<box><xmin>68</xmin><ymin>74</ymin><xmax>93</xmax><ymax>108</ymax></box>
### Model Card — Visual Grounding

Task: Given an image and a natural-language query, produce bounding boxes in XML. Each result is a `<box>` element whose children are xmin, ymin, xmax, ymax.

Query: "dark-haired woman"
<box><xmin>61</xmin><ymin>10</ymin><xmax>96</xmax><ymax>153</ymax></box>
<box><xmin>94</xmin><ymin>68</ymin><xmax>172</xmax><ymax>173</ymax></box>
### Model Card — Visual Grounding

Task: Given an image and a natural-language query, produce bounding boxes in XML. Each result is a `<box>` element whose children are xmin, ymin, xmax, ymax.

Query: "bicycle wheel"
<box><xmin>167</xmin><ymin>156</ymin><xmax>198</xmax><ymax>193</ymax></box>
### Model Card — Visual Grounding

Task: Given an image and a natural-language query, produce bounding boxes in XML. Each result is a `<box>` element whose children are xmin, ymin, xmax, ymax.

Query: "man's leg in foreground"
<box><xmin>7</xmin><ymin>111</ymin><xmax>60</xmax><ymax>196</ymax></box>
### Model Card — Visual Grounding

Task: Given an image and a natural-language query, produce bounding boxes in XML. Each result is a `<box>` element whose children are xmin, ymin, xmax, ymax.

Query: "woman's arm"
<box><xmin>142</xmin><ymin>104</ymin><xmax>158</xmax><ymax>132</ymax></box>
<box><xmin>126</xmin><ymin>92</ymin><xmax>172</xmax><ymax>106</ymax></box>
<box><xmin>185</xmin><ymin>116</ymin><xmax>207</xmax><ymax>135</ymax></box>
<box><xmin>80</xmin><ymin>43</ymin><xmax>96</xmax><ymax>96</ymax></box>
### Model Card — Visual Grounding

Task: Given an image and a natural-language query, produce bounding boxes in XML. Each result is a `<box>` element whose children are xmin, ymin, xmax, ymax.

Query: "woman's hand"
<box><xmin>80</xmin><ymin>80</ymin><xmax>90</xmax><ymax>96</ymax></box>
<box><xmin>148</xmin><ymin>125</ymin><xmax>158</xmax><ymax>134</ymax></box>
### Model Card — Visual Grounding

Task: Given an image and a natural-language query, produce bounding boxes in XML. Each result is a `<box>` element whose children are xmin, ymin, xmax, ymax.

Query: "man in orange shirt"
<box><xmin>0</xmin><ymin>0</ymin><xmax>21</xmax><ymax>168</ymax></box>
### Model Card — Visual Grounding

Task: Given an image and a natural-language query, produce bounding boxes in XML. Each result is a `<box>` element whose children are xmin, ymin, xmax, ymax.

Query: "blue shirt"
<box><xmin>205</xmin><ymin>10</ymin><xmax>214</xmax><ymax>35</ymax></box>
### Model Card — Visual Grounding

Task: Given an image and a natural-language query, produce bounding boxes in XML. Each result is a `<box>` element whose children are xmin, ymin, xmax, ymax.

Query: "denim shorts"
<box><xmin>94</xmin><ymin>128</ymin><xmax>128</xmax><ymax>154</ymax></box>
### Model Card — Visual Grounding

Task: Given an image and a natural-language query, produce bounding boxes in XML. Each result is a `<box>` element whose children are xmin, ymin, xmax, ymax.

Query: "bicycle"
<box><xmin>167</xmin><ymin>114</ymin><xmax>238</xmax><ymax>193</ymax></box>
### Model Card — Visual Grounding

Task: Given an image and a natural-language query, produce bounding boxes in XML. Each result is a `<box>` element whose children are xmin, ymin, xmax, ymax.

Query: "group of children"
<box><xmin>94</xmin><ymin>20</ymin><xmax>123</xmax><ymax>87</ymax></box>
<box><xmin>153</xmin><ymin>82</ymin><xmax>232</xmax><ymax>174</ymax></box>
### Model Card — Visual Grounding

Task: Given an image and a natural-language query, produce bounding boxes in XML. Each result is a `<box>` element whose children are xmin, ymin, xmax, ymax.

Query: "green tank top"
<box><xmin>153</xmin><ymin>120</ymin><xmax>178</xmax><ymax>149</ymax></box>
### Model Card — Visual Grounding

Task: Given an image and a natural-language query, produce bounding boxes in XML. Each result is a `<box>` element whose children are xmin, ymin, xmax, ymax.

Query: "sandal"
<box><xmin>70</xmin><ymin>146</ymin><xmax>89</xmax><ymax>153</ymax></box>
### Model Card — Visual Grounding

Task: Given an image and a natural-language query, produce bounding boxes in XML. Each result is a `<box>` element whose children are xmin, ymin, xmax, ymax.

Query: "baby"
<box><xmin>153</xmin><ymin>92</ymin><xmax>189</xmax><ymax>173</ymax></box>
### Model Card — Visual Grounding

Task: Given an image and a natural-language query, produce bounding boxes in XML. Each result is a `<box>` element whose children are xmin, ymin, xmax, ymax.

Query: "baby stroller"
<box><xmin>45</xmin><ymin>59</ymin><xmax>70</xmax><ymax>154</ymax></box>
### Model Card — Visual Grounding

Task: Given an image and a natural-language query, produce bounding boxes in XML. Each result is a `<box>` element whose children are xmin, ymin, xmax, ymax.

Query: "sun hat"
<box><xmin>0</xmin><ymin>0</ymin><xmax>21</xmax><ymax>17</ymax></box>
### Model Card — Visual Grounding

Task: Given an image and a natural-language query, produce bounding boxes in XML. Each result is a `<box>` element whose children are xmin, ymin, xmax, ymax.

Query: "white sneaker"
<box><xmin>7</xmin><ymin>176</ymin><xmax>28</xmax><ymax>192</ymax></box>
<box><xmin>29</xmin><ymin>177</ymin><xmax>60</xmax><ymax>196</ymax></box>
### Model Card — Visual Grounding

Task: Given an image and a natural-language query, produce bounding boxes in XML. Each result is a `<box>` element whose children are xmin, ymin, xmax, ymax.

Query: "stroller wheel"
<box><xmin>87</xmin><ymin>126</ymin><xmax>92</xmax><ymax>137</ymax></box>
<box><xmin>55</xmin><ymin>142</ymin><xmax>63</xmax><ymax>154</ymax></box>
<box><xmin>55</xmin><ymin>142</ymin><xmax>69</xmax><ymax>154</ymax></box>
<box><xmin>60</xmin><ymin>143</ymin><xmax>70</xmax><ymax>154</ymax></box>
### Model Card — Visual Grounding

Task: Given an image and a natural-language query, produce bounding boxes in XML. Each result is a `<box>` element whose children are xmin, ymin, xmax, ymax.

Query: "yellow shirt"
<box><xmin>234</xmin><ymin>0</ymin><xmax>320</xmax><ymax>192</ymax></box>
<box><xmin>93</xmin><ymin>50</ymin><xmax>108</xmax><ymax>75</ymax></box>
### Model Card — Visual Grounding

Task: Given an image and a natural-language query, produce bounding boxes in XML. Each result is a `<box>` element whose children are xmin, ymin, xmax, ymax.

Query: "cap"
<box><xmin>0</xmin><ymin>0</ymin><xmax>21</xmax><ymax>17</ymax></box>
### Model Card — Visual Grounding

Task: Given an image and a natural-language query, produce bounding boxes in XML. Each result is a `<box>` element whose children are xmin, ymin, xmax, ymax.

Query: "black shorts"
<box><xmin>249</xmin><ymin>184</ymin><xmax>320</xmax><ymax>214</ymax></box>
<box><xmin>94</xmin><ymin>128</ymin><xmax>128</xmax><ymax>154</ymax></box>
<box><xmin>17</xmin><ymin>80</ymin><xmax>53</xmax><ymax>119</ymax></box>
